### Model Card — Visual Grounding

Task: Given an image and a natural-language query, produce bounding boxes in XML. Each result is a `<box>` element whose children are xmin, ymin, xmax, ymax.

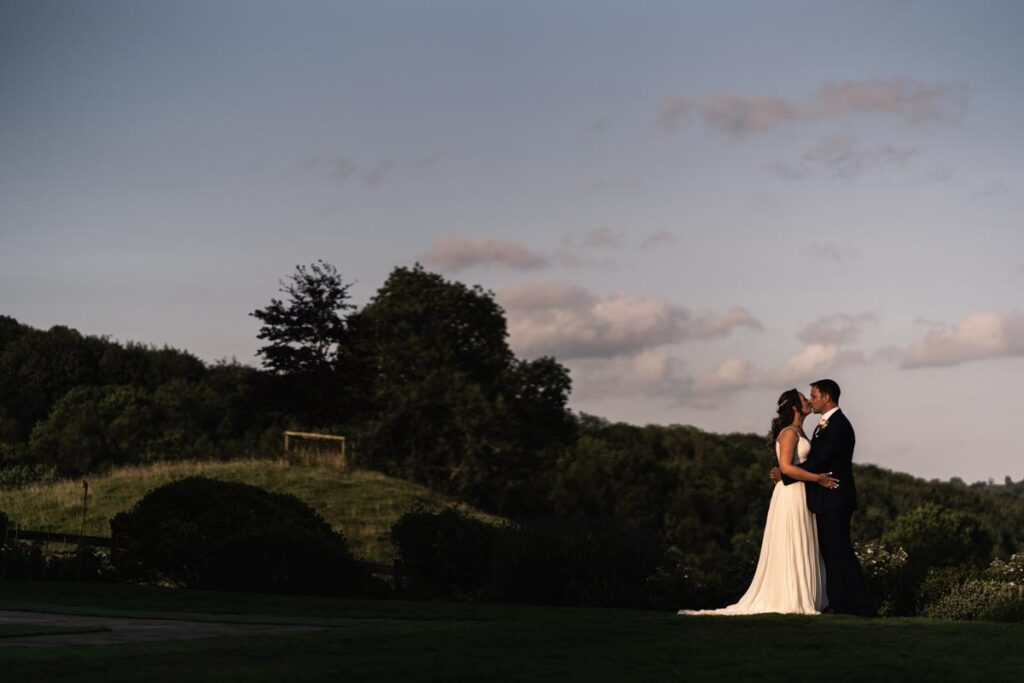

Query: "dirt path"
<box><xmin>0</xmin><ymin>609</ymin><xmax>328</xmax><ymax>646</ymax></box>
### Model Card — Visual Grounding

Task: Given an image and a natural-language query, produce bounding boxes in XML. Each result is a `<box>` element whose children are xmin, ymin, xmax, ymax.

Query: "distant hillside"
<box><xmin>0</xmin><ymin>459</ymin><xmax>502</xmax><ymax>563</ymax></box>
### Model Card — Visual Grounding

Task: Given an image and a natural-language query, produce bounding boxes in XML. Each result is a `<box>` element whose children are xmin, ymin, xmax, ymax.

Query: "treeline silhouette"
<box><xmin>3</xmin><ymin>262</ymin><xmax>1024</xmax><ymax>613</ymax></box>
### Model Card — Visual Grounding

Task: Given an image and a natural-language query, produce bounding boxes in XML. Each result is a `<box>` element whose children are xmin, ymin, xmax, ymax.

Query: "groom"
<box><xmin>771</xmin><ymin>378</ymin><xmax>868</xmax><ymax>614</ymax></box>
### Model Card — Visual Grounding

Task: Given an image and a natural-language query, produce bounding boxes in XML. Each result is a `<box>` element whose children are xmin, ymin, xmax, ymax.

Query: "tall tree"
<box><xmin>250</xmin><ymin>260</ymin><xmax>355</xmax><ymax>376</ymax></box>
<box><xmin>352</xmin><ymin>264</ymin><xmax>573</xmax><ymax>513</ymax></box>
<box><xmin>250</xmin><ymin>261</ymin><xmax>360</xmax><ymax>426</ymax></box>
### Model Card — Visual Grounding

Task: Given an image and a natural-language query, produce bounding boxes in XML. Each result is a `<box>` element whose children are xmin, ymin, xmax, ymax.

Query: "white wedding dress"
<box><xmin>677</xmin><ymin>431</ymin><xmax>827</xmax><ymax>615</ymax></box>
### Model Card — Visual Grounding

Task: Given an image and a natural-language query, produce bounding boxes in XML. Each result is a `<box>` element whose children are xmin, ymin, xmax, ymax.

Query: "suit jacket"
<box><xmin>781</xmin><ymin>408</ymin><xmax>858</xmax><ymax>514</ymax></box>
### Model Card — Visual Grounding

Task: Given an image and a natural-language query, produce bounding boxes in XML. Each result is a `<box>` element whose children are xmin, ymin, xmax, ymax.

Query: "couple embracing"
<box><xmin>679</xmin><ymin>378</ymin><xmax>868</xmax><ymax>616</ymax></box>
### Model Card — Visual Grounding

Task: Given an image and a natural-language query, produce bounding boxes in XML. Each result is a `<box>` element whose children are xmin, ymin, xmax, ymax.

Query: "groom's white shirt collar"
<box><xmin>821</xmin><ymin>407</ymin><xmax>840</xmax><ymax>422</ymax></box>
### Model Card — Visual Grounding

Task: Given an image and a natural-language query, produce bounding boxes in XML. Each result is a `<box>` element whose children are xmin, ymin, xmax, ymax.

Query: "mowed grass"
<box><xmin>0</xmin><ymin>460</ymin><xmax>501</xmax><ymax>562</ymax></box>
<box><xmin>1</xmin><ymin>580</ymin><xmax>1023</xmax><ymax>682</ymax></box>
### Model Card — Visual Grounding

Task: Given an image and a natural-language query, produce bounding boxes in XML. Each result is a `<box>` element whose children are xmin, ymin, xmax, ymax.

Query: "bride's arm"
<box><xmin>777</xmin><ymin>431</ymin><xmax>838</xmax><ymax>486</ymax></box>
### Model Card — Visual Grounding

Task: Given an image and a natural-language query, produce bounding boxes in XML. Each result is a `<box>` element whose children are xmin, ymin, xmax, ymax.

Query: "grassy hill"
<box><xmin>0</xmin><ymin>459</ymin><xmax>502</xmax><ymax>562</ymax></box>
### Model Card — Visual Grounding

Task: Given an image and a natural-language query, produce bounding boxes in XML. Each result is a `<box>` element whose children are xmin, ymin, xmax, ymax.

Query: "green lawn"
<box><xmin>1</xmin><ymin>580</ymin><xmax>1022</xmax><ymax>681</ymax></box>
<box><xmin>0</xmin><ymin>460</ymin><xmax>501</xmax><ymax>562</ymax></box>
<box><xmin>0</xmin><ymin>623</ymin><xmax>110</xmax><ymax>638</ymax></box>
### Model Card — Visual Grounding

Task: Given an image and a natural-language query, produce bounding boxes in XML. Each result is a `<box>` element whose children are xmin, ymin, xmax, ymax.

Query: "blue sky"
<box><xmin>2</xmin><ymin>1</ymin><xmax>1022</xmax><ymax>481</ymax></box>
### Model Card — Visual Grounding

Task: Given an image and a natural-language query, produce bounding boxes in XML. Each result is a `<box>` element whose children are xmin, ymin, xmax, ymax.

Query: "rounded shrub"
<box><xmin>390</xmin><ymin>506</ymin><xmax>499</xmax><ymax>599</ymax></box>
<box><xmin>110</xmin><ymin>476</ymin><xmax>366</xmax><ymax>595</ymax></box>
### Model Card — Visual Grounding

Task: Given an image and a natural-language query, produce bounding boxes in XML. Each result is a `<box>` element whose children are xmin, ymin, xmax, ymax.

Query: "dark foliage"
<box><xmin>110</xmin><ymin>477</ymin><xmax>369</xmax><ymax>596</ymax></box>
<box><xmin>0</xmin><ymin>542</ymin><xmax>114</xmax><ymax>582</ymax></box>
<box><xmin>648</xmin><ymin>544</ymin><xmax>762</xmax><ymax>611</ymax></box>
<box><xmin>490</xmin><ymin>515</ymin><xmax>670</xmax><ymax>608</ymax></box>
<box><xmin>0</xmin><ymin>316</ymin><xmax>280</xmax><ymax>476</ymax></box>
<box><xmin>390</xmin><ymin>507</ymin><xmax>499</xmax><ymax>600</ymax></box>
<box><xmin>249</xmin><ymin>261</ymin><xmax>360</xmax><ymax>424</ymax></box>
<box><xmin>390</xmin><ymin>508</ymin><xmax>671</xmax><ymax>608</ymax></box>
<box><xmin>353</xmin><ymin>265</ymin><xmax>575</xmax><ymax>514</ymax></box>
<box><xmin>917</xmin><ymin>566</ymin><xmax>980</xmax><ymax>611</ymax></box>
<box><xmin>881</xmin><ymin>503</ymin><xmax>994</xmax><ymax>582</ymax></box>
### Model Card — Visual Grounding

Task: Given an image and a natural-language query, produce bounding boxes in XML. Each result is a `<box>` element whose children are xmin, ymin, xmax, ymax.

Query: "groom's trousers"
<box><xmin>816</xmin><ymin>505</ymin><xmax>868</xmax><ymax>614</ymax></box>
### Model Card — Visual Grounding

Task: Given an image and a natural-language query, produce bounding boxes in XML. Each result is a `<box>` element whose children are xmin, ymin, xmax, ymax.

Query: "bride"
<box><xmin>678</xmin><ymin>389</ymin><xmax>837</xmax><ymax>615</ymax></box>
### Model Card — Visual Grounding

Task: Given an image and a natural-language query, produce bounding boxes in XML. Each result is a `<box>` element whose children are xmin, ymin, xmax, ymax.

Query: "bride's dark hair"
<box><xmin>768</xmin><ymin>388</ymin><xmax>801</xmax><ymax>445</ymax></box>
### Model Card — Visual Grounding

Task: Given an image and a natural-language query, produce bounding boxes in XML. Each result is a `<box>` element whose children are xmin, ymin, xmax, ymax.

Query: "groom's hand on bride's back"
<box><xmin>769</xmin><ymin>467</ymin><xmax>781</xmax><ymax>484</ymax></box>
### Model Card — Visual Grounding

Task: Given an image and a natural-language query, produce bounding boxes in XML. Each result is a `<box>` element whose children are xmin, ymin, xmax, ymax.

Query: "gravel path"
<box><xmin>0</xmin><ymin>609</ymin><xmax>328</xmax><ymax>647</ymax></box>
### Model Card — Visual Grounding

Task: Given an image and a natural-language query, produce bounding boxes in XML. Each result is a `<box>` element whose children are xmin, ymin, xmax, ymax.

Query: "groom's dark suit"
<box><xmin>781</xmin><ymin>408</ymin><xmax>867</xmax><ymax>614</ymax></box>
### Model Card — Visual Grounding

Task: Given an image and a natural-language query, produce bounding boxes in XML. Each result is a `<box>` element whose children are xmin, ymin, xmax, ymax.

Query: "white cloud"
<box><xmin>693</xmin><ymin>307</ymin><xmax>764</xmax><ymax>339</ymax></box>
<box><xmin>903</xmin><ymin>312</ymin><xmax>1024</xmax><ymax>368</ymax></box>
<box><xmin>777</xmin><ymin>344</ymin><xmax>867</xmax><ymax>383</ymax></box>
<box><xmin>498</xmin><ymin>282</ymin><xmax>761</xmax><ymax>360</ymax></box>
<box><xmin>694</xmin><ymin>358</ymin><xmax>759</xmax><ymax>395</ymax></box>
<box><xmin>661</xmin><ymin>79</ymin><xmax>966</xmax><ymax>138</ymax></box>
<box><xmin>798</xmin><ymin>312</ymin><xmax>877</xmax><ymax>345</ymax></box>
<box><xmin>567</xmin><ymin>351</ymin><xmax>694</xmax><ymax>404</ymax></box>
<box><xmin>419</xmin><ymin>235</ymin><xmax>551</xmax><ymax>272</ymax></box>
<box><xmin>568</xmin><ymin>352</ymin><xmax>757</xmax><ymax>409</ymax></box>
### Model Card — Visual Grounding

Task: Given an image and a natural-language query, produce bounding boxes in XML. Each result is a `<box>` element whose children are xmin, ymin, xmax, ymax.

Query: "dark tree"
<box><xmin>250</xmin><ymin>261</ymin><xmax>359</xmax><ymax>425</ymax></box>
<box><xmin>351</xmin><ymin>264</ymin><xmax>573</xmax><ymax>513</ymax></box>
<box><xmin>250</xmin><ymin>260</ymin><xmax>355</xmax><ymax>375</ymax></box>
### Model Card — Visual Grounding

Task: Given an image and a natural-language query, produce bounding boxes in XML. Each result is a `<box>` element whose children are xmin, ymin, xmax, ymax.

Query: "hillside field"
<box><xmin>0</xmin><ymin>459</ymin><xmax>501</xmax><ymax>562</ymax></box>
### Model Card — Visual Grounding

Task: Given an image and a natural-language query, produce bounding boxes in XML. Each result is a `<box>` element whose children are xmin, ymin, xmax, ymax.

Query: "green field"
<box><xmin>0</xmin><ymin>460</ymin><xmax>500</xmax><ymax>562</ymax></box>
<box><xmin>1</xmin><ymin>580</ymin><xmax>1022</xmax><ymax>681</ymax></box>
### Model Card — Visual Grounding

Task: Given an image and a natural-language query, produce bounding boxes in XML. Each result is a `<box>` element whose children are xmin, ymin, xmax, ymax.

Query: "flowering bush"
<box><xmin>855</xmin><ymin>541</ymin><xmax>914</xmax><ymax>615</ymax></box>
<box><xmin>922</xmin><ymin>579</ymin><xmax>1024</xmax><ymax>622</ymax></box>
<box><xmin>920</xmin><ymin>554</ymin><xmax>1024</xmax><ymax>621</ymax></box>
<box><xmin>986</xmin><ymin>553</ymin><xmax>1024</xmax><ymax>583</ymax></box>
<box><xmin>917</xmin><ymin>566</ymin><xmax>977</xmax><ymax>612</ymax></box>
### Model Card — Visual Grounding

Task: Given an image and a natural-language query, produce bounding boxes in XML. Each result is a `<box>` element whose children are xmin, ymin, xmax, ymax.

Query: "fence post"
<box><xmin>77</xmin><ymin>479</ymin><xmax>89</xmax><ymax>582</ymax></box>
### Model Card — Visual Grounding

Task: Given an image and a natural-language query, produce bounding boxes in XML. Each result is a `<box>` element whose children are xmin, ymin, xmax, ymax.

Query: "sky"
<box><xmin>2</xmin><ymin>0</ymin><xmax>1022</xmax><ymax>482</ymax></box>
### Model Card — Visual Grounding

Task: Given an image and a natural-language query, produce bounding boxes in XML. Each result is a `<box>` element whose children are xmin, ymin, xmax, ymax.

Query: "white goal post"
<box><xmin>283</xmin><ymin>430</ymin><xmax>348</xmax><ymax>469</ymax></box>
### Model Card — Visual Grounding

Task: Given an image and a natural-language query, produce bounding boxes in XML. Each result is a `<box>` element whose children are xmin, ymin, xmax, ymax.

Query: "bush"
<box><xmin>490</xmin><ymin>516</ymin><xmax>669</xmax><ymax>608</ymax></box>
<box><xmin>390</xmin><ymin>506</ymin><xmax>499</xmax><ymax>599</ymax></box>
<box><xmin>651</xmin><ymin>543</ymin><xmax>760</xmax><ymax>612</ymax></box>
<box><xmin>922</xmin><ymin>580</ymin><xmax>1024</xmax><ymax>622</ymax></box>
<box><xmin>987</xmin><ymin>553</ymin><xmax>1024</xmax><ymax>584</ymax></box>
<box><xmin>110</xmin><ymin>476</ymin><xmax>369</xmax><ymax>596</ymax></box>
<box><xmin>0</xmin><ymin>541</ymin><xmax>45</xmax><ymax>579</ymax></box>
<box><xmin>390</xmin><ymin>508</ymin><xmax>670</xmax><ymax>608</ymax></box>
<box><xmin>881</xmin><ymin>504</ymin><xmax>993</xmax><ymax>580</ymax></box>
<box><xmin>916</xmin><ymin>566</ymin><xmax>978</xmax><ymax>612</ymax></box>
<box><xmin>43</xmin><ymin>546</ymin><xmax>116</xmax><ymax>582</ymax></box>
<box><xmin>855</xmin><ymin>541</ymin><xmax>915</xmax><ymax>616</ymax></box>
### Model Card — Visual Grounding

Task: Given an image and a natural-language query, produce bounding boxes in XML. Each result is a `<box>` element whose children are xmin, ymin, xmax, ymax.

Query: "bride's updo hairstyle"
<box><xmin>769</xmin><ymin>388</ymin><xmax>801</xmax><ymax>445</ymax></box>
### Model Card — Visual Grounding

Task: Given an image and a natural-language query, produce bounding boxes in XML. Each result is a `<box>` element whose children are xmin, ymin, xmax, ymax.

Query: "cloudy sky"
<box><xmin>2</xmin><ymin>1</ymin><xmax>1022</xmax><ymax>482</ymax></box>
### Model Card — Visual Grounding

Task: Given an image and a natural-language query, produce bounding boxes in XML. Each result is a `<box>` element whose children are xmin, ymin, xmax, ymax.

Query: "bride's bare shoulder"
<box><xmin>776</xmin><ymin>426</ymin><xmax>798</xmax><ymax>443</ymax></box>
